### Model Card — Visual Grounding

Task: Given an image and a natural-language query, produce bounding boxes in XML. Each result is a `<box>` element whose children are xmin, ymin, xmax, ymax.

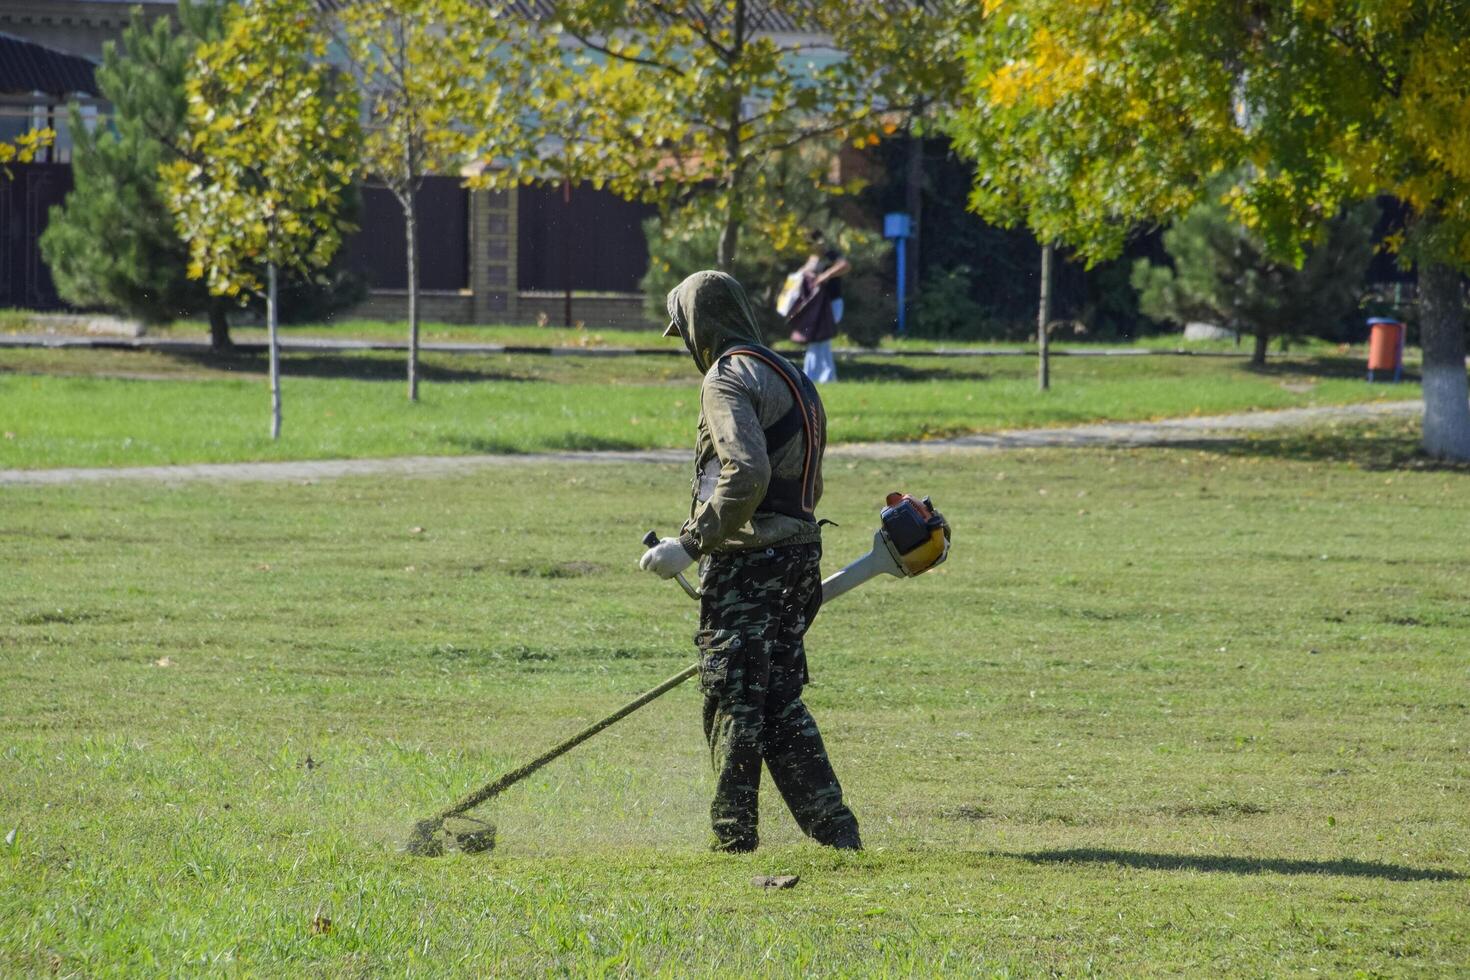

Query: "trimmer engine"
<box><xmin>820</xmin><ymin>491</ymin><xmax>952</xmax><ymax>602</ymax></box>
<box><xmin>877</xmin><ymin>492</ymin><xmax>951</xmax><ymax>577</ymax></box>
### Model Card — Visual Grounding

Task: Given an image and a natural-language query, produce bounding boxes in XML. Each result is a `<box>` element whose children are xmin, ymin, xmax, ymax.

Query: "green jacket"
<box><xmin>666</xmin><ymin>271</ymin><xmax>825</xmax><ymax>558</ymax></box>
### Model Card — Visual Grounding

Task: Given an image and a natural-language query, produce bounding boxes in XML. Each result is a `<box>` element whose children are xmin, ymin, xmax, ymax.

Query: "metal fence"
<box><xmin>517</xmin><ymin>182</ymin><xmax>655</xmax><ymax>293</ymax></box>
<box><xmin>0</xmin><ymin>162</ymin><xmax>72</xmax><ymax>310</ymax></box>
<box><xmin>342</xmin><ymin>177</ymin><xmax>470</xmax><ymax>292</ymax></box>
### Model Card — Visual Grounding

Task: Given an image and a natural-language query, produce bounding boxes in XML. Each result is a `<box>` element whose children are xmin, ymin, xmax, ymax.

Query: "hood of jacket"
<box><xmin>666</xmin><ymin>270</ymin><xmax>765</xmax><ymax>373</ymax></box>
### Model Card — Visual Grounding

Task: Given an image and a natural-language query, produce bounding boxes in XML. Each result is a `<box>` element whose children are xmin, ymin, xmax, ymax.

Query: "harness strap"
<box><xmin>762</xmin><ymin>402</ymin><xmax>805</xmax><ymax>454</ymax></box>
<box><xmin>718</xmin><ymin>344</ymin><xmax>822</xmax><ymax>522</ymax></box>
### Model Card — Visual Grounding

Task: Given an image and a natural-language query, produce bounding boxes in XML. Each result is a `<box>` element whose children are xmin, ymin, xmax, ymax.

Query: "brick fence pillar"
<box><xmin>470</xmin><ymin>186</ymin><xmax>518</xmax><ymax>325</ymax></box>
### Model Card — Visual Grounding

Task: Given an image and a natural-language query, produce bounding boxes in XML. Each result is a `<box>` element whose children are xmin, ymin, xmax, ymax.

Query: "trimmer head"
<box><xmin>404</xmin><ymin>815</ymin><xmax>497</xmax><ymax>857</ymax></box>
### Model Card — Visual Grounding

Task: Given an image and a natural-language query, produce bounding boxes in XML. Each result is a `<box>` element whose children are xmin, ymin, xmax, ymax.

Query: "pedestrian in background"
<box><xmin>785</xmin><ymin>230</ymin><xmax>849</xmax><ymax>384</ymax></box>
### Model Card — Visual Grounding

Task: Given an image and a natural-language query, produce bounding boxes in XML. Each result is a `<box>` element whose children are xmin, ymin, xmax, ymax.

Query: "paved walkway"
<box><xmin>0</xmin><ymin>400</ymin><xmax>1420</xmax><ymax>487</ymax></box>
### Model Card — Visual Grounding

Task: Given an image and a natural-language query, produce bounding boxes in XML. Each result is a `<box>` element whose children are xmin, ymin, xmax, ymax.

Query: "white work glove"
<box><xmin>639</xmin><ymin>537</ymin><xmax>696</xmax><ymax>579</ymax></box>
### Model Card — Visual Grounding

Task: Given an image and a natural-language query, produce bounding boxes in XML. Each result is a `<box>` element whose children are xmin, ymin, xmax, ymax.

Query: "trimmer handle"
<box><xmin>641</xmin><ymin>529</ymin><xmax>701</xmax><ymax>600</ymax></box>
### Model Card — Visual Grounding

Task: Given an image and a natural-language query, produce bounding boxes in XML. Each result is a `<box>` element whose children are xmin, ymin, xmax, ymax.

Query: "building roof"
<box><xmin>0</xmin><ymin>32</ymin><xmax>99</xmax><ymax>95</ymax></box>
<box><xmin>498</xmin><ymin>0</ymin><xmax>822</xmax><ymax>32</ymax></box>
<box><xmin>312</xmin><ymin>1</ymin><xmax>834</xmax><ymax>34</ymax></box>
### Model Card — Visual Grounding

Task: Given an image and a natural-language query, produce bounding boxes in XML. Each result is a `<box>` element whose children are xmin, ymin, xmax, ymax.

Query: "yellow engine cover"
<box><xmin>880</xmin><ymin>492</ymin><xmax>951</xmax><ymax>577</ymax></box>
<box><xmin>898</xmin><ymin>526</ymin><xmax>949</xmax><ymax>576</ymax></box>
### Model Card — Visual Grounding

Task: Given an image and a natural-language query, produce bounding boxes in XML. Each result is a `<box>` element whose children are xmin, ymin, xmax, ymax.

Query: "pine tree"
<box><xmin>1132</xmin><ymin>199</ymin><xmax>1376</xmax><ymax>366</ymax></box>
<box><xmin>39</xmin><ymin>2</ymin><xmax>234</xmax><ymax>349</ymax></box>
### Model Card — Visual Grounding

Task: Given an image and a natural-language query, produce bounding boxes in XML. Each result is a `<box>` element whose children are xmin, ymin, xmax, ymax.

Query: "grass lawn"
<box><xmin>1</xmin><ymin>419</ymin><xmax>1467</xmax><ymax>974</ymax></box>
<box><xmin>1</xmin><ymin>344</ymin><xmax>1417</xmax><ymax>470</ymax></box>
<box><xmin>0</xmin><ymin>313</ymin><xmax>668</xmax><ymax>350</ymax></box>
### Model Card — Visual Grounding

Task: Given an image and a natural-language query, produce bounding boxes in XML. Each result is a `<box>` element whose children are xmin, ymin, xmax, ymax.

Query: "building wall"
<box><xmin>0</xmin><ymin>1</ymin><xmax>175</xmax><ymax>61</ymax></box>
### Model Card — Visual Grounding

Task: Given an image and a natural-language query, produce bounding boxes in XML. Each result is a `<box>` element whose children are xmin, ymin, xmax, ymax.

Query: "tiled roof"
<box><xmin>500</xmin><ymin>0</ymin><xmax>823</xmax><ymax>32</ymax></box>
<box><xmin>27</xmin><ymin>0</ymin><xmax>905</xmax><ymax>36</ymax></box>
<box><xmin>0</xmin><ymin>32</ymin><xmax>98</xmax><ymax>96</ymax></box>
<box><xmin>314</xmin><ymin>1</ymin><xmax>837</xmax><ymax>33</ymax></box>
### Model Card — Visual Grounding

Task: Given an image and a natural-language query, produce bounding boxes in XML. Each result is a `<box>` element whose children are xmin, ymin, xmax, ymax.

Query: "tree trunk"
<box><xmin>207</xmin><ymin>302</ymin><xmax>233</xmax><ymax>352</ymax></box>
<box><xmin>404</xmin><ymin>190</ymin><xmax>420</xmax><ymax>402</ymax></box>
<box><xmin>1251</xmin><ymin>328</ymin><xmax>1269</xmax><ymax>366</ymax></box>
<box><xmin>1037</xmin><ymin>243</ymin><xmax>1053</xmax><ymax>391</ymax></box>
<box><xmin>717</xmin><ymin>201</ymin><xmax>740</xmax><ymax>272</ymax></box>
<box><xmin>267</xmin><ymin>262</ymin><xmax>281</xmax><ymax>441</ymax></box>
<box><xmin>717</xmin><ymin>0</ymin><xmax>745</xmax><ymax>272</ymax></box>
<box><xmin>1418</xmin><ymin>261</ymin><xmax>1470</xmax><ymax>460</ymax></box>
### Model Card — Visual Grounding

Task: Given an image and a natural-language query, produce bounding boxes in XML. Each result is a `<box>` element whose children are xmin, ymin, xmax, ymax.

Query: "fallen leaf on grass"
<box><xmin>752</xmin><ymin>875</ymin><xmax>799</xmax><ymax>890</ymax></box>
<box><xmin>153</xmin><ymin>657</ymin><xmax>174</xmax><ymax>668</ymax></box>
<box><xmin>5</xmin><ymin>827</ymin><xmax>16</xmax><ymax>847</ymax></box>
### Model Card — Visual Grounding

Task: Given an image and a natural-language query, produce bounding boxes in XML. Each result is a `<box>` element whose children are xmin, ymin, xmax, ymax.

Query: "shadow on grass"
<box><xmin>1240</xmin><ymin>354</ymin><xmax>1421</xmax><ymax>383</ymax></box>
<box><xmin>830</xmin><ymin>359</ymin><xmax>988</xmax><ymax>383</ymax></box>
<box><xmin>1166</xmin><ymin>424</ymin><xmax>1470</xmax><ymax>473</ymax></box>
<box><xmin>176</xmin><ymin>347</ymin><xmax>990</xmax><ymax>384</ymax></box>
<box><xmin>165</xmin><ymin>349</ymin><xmax>533</xmax><ymax>384</ymax></box>
<box><xmin>1014</xmin><ymin>848</ymin><xmax>1464</xmax><ymax>882</ymax></box>
<box><xmin>438</xmin><ymin>433</ymin><xmax>655</xmax><ymax>454</ymax></box>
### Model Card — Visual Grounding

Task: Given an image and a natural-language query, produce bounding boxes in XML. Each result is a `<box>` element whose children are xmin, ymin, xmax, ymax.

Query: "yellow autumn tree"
<box><xmin>948</xmin><ymin>0</ymin><xmax>1470</xmax><ymax>458</ymax></box>
<box><xmin>461</xmin><ymin>0</ymin><xmax>981</xmax><ymax>270</ymax></box>
<box><xmin>0</xmin><ymin>129</ymin><xmax>54</xmax><ymax>176</ymax></box>
<box><xmin>165</xmin><ymin>0</ymin><xmax>360</xmax><ymax>440</ymax></box>
<box><xmin>325</xmin><ymin>0</ymin><xmax>538</xmax><ymax>402</ymax></box>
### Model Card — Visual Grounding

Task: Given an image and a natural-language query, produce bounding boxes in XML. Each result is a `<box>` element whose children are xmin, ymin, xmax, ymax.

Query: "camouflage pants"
<box><xmin>695</xmin><ymin>542</ymin><xmax>859</xmax><ymax>851</ymax></box>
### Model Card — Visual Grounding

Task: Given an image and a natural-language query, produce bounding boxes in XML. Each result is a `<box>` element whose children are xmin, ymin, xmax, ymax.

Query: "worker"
<box><xmin>639</xmin><ymin>270</ymin><xmax>862</xmax><ymax>853</ymax></box>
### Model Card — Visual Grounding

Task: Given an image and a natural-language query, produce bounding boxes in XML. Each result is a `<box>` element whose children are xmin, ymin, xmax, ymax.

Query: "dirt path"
<box><xmin>0</xmin><ymin>400</ymin><xmax>1420</xmax><ymax>487</ymax></box>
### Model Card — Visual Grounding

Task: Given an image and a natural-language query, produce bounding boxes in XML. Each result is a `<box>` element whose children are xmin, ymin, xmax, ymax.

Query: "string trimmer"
<box><xmin>403</xmin><ymin>492</ymin><xmax>950</xmax><ymax>857</ymax></box>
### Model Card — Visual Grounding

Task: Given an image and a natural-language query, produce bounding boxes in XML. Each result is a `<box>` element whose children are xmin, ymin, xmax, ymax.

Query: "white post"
<box><xmin>1038</xmin><ymin>243</ymin><xmax>1053</xmax><ymax>392</ymax></box>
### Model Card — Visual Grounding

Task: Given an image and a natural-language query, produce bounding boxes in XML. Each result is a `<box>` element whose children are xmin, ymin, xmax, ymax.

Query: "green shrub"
<box><xmin>912</xmin><ymin>265</ymin><xmax>988</xmax><ymax>339</ymax></box>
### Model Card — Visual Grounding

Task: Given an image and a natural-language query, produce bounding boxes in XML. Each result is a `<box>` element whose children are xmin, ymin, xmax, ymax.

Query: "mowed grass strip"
<box><xmin>0</xmin><ymin>310</ymin><xmax>1359</xmax><ymax>353</ymax></box>
<box><xmin>1</xmin><ymin>422</ymin><xmax>1466</xmax><ymax>974</ymax></box>
<box><xmin>2</xmin><ymin>345</ymin><xmax>1414</xmax><ymax>469</ymax></box>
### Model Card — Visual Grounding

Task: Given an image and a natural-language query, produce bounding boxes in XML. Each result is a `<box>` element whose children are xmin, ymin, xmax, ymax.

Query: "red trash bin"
<box><xmin>1366</xmin><ymin>318</ymin><xmax>1404</xmax><ymax>382</ymax></box>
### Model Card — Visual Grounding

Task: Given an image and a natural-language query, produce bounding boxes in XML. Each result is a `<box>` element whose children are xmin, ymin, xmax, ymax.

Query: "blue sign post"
<box><xmin>884</xmin><ymin>212</ymin><xmax>912</xmax><ymax>336</ymax></box>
